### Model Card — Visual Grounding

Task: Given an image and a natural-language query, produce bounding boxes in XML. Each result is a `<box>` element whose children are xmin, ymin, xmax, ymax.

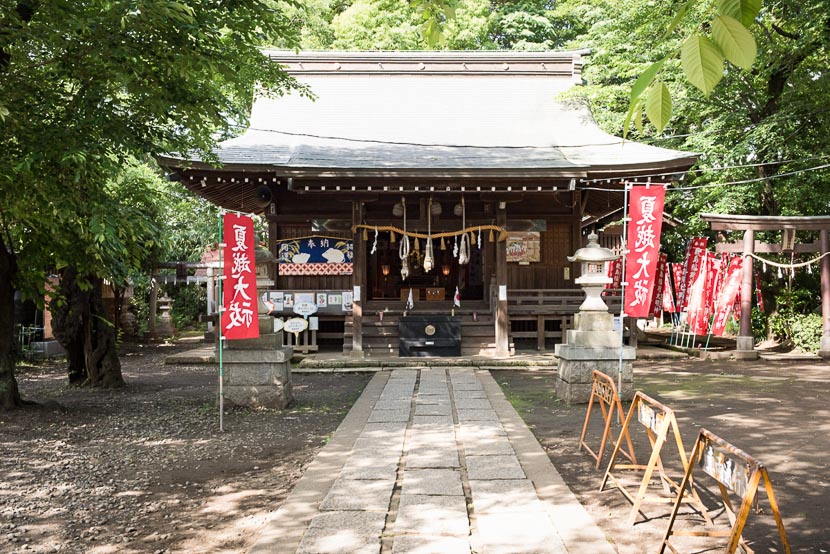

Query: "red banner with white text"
<box><xmin>686</xmin><ymin>251</ymin><xmax>711</xmax><ymax>335</ymax></box>
<box><xmin>670</xmin><ymin>263</ymin><xmax>683</xmax><ymax>312</ymax></box>
<box><xmin>678</xmin><ymin>237</ymin><xmax>708</xmax><ymax>310</ymax></box>
<box><xmin>662</xmin><ymin>266</ymin><xmax>676</xmax><ymax>312</ymax></box>
<box><xmin>623</xmin><ymin>186</ymin><xmax>666</xmax><ymax>317</ymax></box>
<box><xmin>222</xmin><ymin>213</ymin><xmax>260</xmax><ymax>340</ymax></box>
<box><xmin>711</xmin><ymin>256</ymin><xmax>743</xmax><ymax>336</ymax></box>
<box><xmin>650</xmin><ymin>252</ymin><xmax>668</xmax><ymax>318</ymax></box>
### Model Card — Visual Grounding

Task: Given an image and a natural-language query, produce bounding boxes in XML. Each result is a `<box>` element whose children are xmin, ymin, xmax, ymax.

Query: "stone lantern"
<box><xmin>554</xmin><ymin>233</ymin><xmax>634</xmax><ymax>404</ymax></box>
<box><xmin>567</xmin><ymin>232</ymin><xmax>617</xmax><ymax>312</ymax></box>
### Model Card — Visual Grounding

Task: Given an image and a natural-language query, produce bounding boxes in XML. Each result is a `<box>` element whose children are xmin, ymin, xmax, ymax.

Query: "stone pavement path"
<box><xmin>250</xmin><ymin>368</ymin><xmax>614</xmax><ymax>554</ymax></box>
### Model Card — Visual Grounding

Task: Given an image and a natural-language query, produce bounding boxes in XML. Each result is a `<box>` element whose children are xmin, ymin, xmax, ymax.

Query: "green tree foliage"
<box><xmin>0</xmin><ymin>0</ymin><xmax>301</xmax><ymax>409</ymax></box>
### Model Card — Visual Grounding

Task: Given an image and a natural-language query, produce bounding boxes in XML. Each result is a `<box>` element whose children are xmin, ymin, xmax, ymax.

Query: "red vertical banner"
<box><xmin>686</xmin><ymin>252</ymin><xmax>710</xmax><ymax>335</ymax></box>
<box><xmin>702</xmin><ymin>253</ymin><xmax>721</xmax><ymax>325</ymax></box>
<box><xmin>671</xmin><ymin>263</ymin><xmax>683</xmax><ymax>310</ymax></box>
<box><xmin>222</xmin><ymin>213</ymin><xmax>260</xmax><ymax>340</ymax></box>
<box><xmin>623</xmin><ymin>186</ymin><xmax>666</xmax><ymax>317</ymax></box>
<box><xmin>662</xmin><ymin>267</ymin><xmax>676</xmax><ymax>312</ymax></box>
<box><xmin>711</xmin><ymin>257</ymin><xmax>744</xmax><ymax>336</ymax></box>
<box><xmin>678</xmin><ymin>238</ymin><xmax>709</xmax><ymax>310</ymax></box>
<box><xmin>650</xmin><ymin>252</ymin><xmax>668</xmax><ymax>318</ymax></box>
<box><xmin>606</xmin><ymin>259</ymin><xmax>623</xmax><ymax>291</ymax></box>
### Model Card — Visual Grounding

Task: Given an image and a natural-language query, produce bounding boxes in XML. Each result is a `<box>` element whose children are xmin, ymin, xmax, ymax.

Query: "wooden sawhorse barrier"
<box><xmin>660</xmin><ymin>428</ymin><xmax>790</xmax><ymax>554</ymax></box>
<box><xmin>601</xmin><ymin>391</ymin><xmax>712</xmax><ymax>526</ymax></box>
<box><xmin>579</xmin><ymin>370</ymin><xmax>636</xmax><ymax>469</ymax></box>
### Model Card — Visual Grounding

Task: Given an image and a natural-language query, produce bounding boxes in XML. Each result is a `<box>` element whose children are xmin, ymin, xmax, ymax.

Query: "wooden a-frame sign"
<box><xmin>579</xmin><ymin>370</ymin><xmax>636</xmax><ymax>469</ymax></box>
<box><xmin>601</xmin><ymin>391</ymin><xmax>712</xmax><ymax>526</ymax></box>
<box><xmin>660</xmin><ymin>428</ymin><xmax>791</xmax><ymax>554</ymax></box>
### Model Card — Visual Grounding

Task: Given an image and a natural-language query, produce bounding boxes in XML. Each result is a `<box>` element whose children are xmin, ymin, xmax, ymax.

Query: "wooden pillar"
<box><xmin>351</xmin><ymin>201</ymin><xmax>365</xmax><ymax>357</ymax></box>
<box><xmin>819</xmin><ymin>229</ymin><xmax>830</xmax><ymax>357</ymax></box>
<box><xmin>495</xmin><ymin>205</ymin><xmax>509</xmax><ymax>356</ymax></box>
<box><xmin>737</xmin><ymin>229</ymin><xmax>756</xmax><ymax>356</ymax></box>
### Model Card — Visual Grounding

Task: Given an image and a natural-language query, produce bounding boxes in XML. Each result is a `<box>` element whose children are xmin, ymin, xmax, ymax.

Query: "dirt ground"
<box><xmin>3</xmin><ymin>344</ymin><xmax>828</xmax><ymax>553</ymax></box>
<box><xmin>494</xmin><ymin>357</ymin><xmax>830</xmax><ymax>553</ymax></box>
<box><xmin>0</xmin><ymin>341</ymin><xmax>371</xmax><ymax>554</ymax></box>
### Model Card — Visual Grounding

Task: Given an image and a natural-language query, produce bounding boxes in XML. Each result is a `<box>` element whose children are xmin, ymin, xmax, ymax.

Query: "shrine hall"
<box><xmin>159</xmin><ymin>50</ymin><xmax>697</xmax><ymax>357</ymax></box>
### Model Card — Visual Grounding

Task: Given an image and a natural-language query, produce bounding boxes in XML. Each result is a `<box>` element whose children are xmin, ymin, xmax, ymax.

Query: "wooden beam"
<box><xmin>714</xmin><ymin>240</ymin><xmax>821</xmax><ymax>254</ymax></box>
<box><xmin>702</xmin><ymin>213</ymin><xmax>830</xmax><ymax>231</ymax></box>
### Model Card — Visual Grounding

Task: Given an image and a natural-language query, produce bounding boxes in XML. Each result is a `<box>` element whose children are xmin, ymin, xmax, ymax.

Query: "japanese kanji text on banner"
<box><xmin>222</xmin><ymin>213</ymin><xmax>260</xmax><ymax>340</ymax></box>
<box><xmin>623</xmin><ymin>186</ymin><xmax>666</xmax><ymax>318</ymax></box>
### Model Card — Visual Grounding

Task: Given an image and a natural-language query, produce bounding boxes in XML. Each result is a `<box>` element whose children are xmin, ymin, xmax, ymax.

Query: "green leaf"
<box><xmin>712</xmin><ymin>15</ymin><xmax>757</xmax><ymax>71</ymax></box>
<box><xmin>662</xmin><ymin>0</ymin><xmax>697</xmax><ymax>39</ymax></box>
<box><xmin>631</xmin><ymin>59</ymin><xmax>665</xmax><ymax>102</ymax></box>
<box><xmin>634</xmin><ymin>103</ymin><xmax>644</xmax><ymax>133</ymax></box>
<box><xmin>681</xmin><ymin>33</ymin><xmax>725</xmax><ymax>95</ymax></box>
<box><xmin>622</xmin><ymin>97</ymin><xmax>643</xmax><ymax>139</ymax></box>
<box><xmin>717</xmin><ymin>0</ymin><xmax>761</xmax><ymax>27</ymax></box>
<box><xmin>645</xmin><ymin>81</ymin><xmax>672</xmax><ymax>133</ymax></box>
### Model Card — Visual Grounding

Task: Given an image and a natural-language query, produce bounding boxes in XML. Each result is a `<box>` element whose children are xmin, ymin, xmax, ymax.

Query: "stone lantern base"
<box><xmin>554</xmin><ymin>311</ymin><xmax>635</xmax><ymax>404</ymax></box>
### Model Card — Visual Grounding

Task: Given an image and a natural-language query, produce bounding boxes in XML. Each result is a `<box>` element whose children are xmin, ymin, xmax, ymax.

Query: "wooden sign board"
<box><xmin>660</xmin><ymin>428</ymin><xmax>790</xmax><ymax>554</ymax></box>
<box><xmin>579</xmin><ymin>370</ymin><xmax>637</xmax><ymax>470</ymax></box>
<box><xmin>506</xmin><ymin>232</ymin><xmax>540</xmax><ymax>263</ymax></box>
<box><xmin>601</xmin><ymin>391</ymin><xmax>712</xmax><ymax>526</ymax></box>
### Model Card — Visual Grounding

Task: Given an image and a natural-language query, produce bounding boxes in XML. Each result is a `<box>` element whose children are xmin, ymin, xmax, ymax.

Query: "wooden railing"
<box><xmin>503</xmin><ymin>288</ymin><xmax>628</xmax><ymax>351</ymax></box>
<box><xmin>507</xmin><ymin>289</ymin><xmax>623</xmax><ymax>314</ymax></box>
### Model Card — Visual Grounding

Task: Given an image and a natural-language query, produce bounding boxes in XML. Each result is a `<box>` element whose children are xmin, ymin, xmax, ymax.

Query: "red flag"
<box><xmin>650</xmin><ymin>252</ymin><xmax>668</xmax><ymax>318</ymax></box>
<box><xmin>670</xmin><ymin>263</ymin><xmax>683</xmax><ymax>311</ymax></box>
<box><xmin>687</xmin><ymin>253</ymin><xmax>710</xmax><ymax>335</ymax></box>
<box><xmin>702</xmin><ymin>253</ymin><xmax>721</xmax><ymax>324</ymax></box>
<box><xmin>623</xmin><ymin>186</ymin><xmax>666</xmax><ymax>317</ymax></box>
<box><xmin>678</xmin><ymin>238</ymin><xmax>708</xmax><ymax>310</ymax></box>
<box><xmin>606</xmin><ymin>259</ymin><xmax>623</xmax><ymax>291</ymax></box>
<box><xmin>662</xmin><ymin>266</ymin><xmax>676</xmax><ymax>312</ymax></box>
<box><xmin>221</xmin><ymin>213</ymin><xmax>260</xmax><ymax>340</ymax></box>
<box><xmin>711</xmin><ymin>257</ymin><xmax>743</xmax><ymax>336</ymax></box>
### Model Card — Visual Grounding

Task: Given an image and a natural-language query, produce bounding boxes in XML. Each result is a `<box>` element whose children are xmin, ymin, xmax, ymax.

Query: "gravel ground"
<box><xmin>495</xmin><ymin>357</ymin><xmax>830</xmax><ymax>553</ymax></box>
<box><xmin>0</xmin><ymin>341</ymin><xmax>371</xmax><ymax>554</ymax></box>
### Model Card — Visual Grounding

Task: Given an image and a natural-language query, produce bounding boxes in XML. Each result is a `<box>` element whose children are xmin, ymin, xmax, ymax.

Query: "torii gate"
<box><xmin>701</xmin><ymin>214</ymin><xmax>830</xmax><ymax>360</ymax></box>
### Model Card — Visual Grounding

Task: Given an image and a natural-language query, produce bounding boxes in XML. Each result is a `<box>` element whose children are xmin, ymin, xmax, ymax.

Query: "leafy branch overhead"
<box><xmin>625</xmin><ymin>0</ymin><xmax>761</xmax><ymax>135</ymax></box>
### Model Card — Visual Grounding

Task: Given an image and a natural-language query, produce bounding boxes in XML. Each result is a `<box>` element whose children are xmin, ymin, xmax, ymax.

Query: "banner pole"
<box><xmin>617</xmin><ymin>182</ymin><xmax>630</xmax><ymax>398</ymax></box>
<box><xmin>218</xmin><ymin>213</ymin><xmax>225</xmax><ymax>433</ymax></box>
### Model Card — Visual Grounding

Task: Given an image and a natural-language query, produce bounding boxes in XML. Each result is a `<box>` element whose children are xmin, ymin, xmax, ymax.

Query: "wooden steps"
<box><xmin>343</xmin><ymin>310</ymin><xmax>505</xmax><ymax>357</ymax></box>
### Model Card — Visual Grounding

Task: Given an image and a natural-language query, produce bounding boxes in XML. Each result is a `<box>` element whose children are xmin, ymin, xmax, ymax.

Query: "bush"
<box><xmin>790</xmin><ymin>313</ymin><xmax>823</xmax><ymax>351</ymax></box>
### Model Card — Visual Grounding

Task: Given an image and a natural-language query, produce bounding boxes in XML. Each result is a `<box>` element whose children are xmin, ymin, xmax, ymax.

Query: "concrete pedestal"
<box><xmin>553</xmin><ymin>311</ymin><xmax>635</xmax><ymax>404</ymax></box>
<box><xmin>818</xmin><ymin>335</ymin><xmax>830</xmax><ymax>360</ymax></box>
<box><xmin>734</xmin><ymin>335</ymin><xmax>759</xmax><ymax>360</ymax></box>
<box><xmin>222</xmin><ymin>334</ymin><xmax>293</xmax><ymax>409</ymax></box>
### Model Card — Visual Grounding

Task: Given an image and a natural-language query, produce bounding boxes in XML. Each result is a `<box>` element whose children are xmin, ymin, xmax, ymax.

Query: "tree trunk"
<box><xmin>0</xmin><ymin>238</ymin><xmax>23</xmax><ymax>409</ymax></box>
<box><xmin>52</xmin><ymin>269</ymin><xmax>124</xmax><ymax>388</ymax></box>
<box><xmin>51</xmin><ymin>267</ymin><xmax>88</xmax><ymax>384</ymax></box>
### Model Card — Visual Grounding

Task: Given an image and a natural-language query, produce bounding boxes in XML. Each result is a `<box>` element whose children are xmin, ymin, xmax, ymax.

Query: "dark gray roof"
<box><xmin>162</xmin><ymin>51</ymin><xmax>697</xmax><ymax>178</ymax></box>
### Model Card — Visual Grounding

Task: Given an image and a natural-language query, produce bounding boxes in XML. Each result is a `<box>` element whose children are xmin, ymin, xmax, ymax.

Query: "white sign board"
<box><xmin>293</xmin><ymin>301</ymin><xmax>318</xmax><ymax>319</ymax></box>
<box><xmin>284</xmin><ymin>317</ymin><xmax>309</xmax><ymax>334</ymax></box>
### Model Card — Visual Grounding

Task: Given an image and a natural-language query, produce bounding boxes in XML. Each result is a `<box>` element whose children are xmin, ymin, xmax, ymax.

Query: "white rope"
<box><xmin>424</xmin><ymin>198</ymin><xmax>434</xmax><ymax>272</ymax></box>
<box><xmin>745</xmin><ymin>251</ymin><xmax>830</xmax><ymax>269</ymax></box>
<box><xmin>399</xmin><ymin>197</ymin><xmax>410</xmax><ymax>279</ymax></box>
